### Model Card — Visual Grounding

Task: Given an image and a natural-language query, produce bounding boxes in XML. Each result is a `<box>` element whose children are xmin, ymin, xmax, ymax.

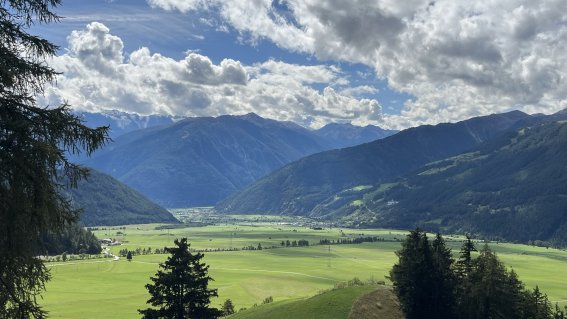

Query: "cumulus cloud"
<box><xmin>181</xmin><ymin>53</ymin><xmax>247</xmax><ymax>85</ymax></box>
<box><xmin>44</xmin><ymin>22</ymin><xmax>382</xmax><ymax>128</ymax></box>
<box><xmin>67</xmin><ymin>22</ymin><xmax>124</xmax><ymax>75</ymax></box>
<box><xmin>148</xmin><ymin>0</ymin><xmax>567</xmax><ymax>128</ymax></box>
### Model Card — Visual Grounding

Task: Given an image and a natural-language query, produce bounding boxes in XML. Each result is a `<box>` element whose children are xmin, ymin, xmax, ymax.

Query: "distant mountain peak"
<box><xmin>314</xmin><ymin>121</ymin><xmax>398</xmax><ymax>148</ymax></box>
<box><xmin>239</xmin><ymin>112</ymin><xmax>263</xmax><ymax>119</ymax></box>
<box><xmin>319</xmin><ymin>122</ymin><xmax>355</xmax><ymax>128</ymax></box>
<box><xmin>75</xmin><ymin>110</ymin><xmax>180</xmax><ymax>138</ymax></box>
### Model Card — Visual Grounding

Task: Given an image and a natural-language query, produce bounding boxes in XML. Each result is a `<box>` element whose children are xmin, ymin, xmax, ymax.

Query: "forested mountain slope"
<box><xmin>66</xmin><ymin>169</ymin><xmax>178</xmax><ymax>226</ymax></box>
<box><xmin>217</xmin><ymin>111</ymin><xmax>530</xmax><ymax>215</ymax></box>
<box><xmin>329</xmin><ymin>121</ymin><xmax>567</xmax><ymax>244</ymax></box>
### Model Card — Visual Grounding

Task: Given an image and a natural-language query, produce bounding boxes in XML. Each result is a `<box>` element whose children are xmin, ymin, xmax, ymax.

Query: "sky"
<box><xmin>32</xmin><ymin>0</ymin><xmax>567</xmax><ymax>129</ymax></box>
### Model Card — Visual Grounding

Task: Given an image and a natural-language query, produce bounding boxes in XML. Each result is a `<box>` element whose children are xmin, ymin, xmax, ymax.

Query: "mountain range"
<box><xmin>217</xmin><ymin>110</ymin><xmax>567</xmax><ymax>244</ymax></box>
<box><xmin>70</xmin><ymin>109</ymin><xmax>567</xmax><ymax>244</ymax></box>
<box><xmin>323</xmin><ymin>121</ymin><xmax>567</xmax><ymax>244</ymax></box>
<box><xmin>81</xmin><ymin>112</ymin><xmax>396</xmax><ymax>207</ymax></box>
<box><xmin>217</xmin><ymin>110</ymin><xmax>531</xmax><ymax>215</ymax></box>
<box><xmin>75</xmin><ymin>110</ymin><xmax>181</xmax><ymax>139</ymax></box>
<box><xmin>314</xmin><ymin>122</ymin><xmax>397</xmax><ymax>149</ymax></box>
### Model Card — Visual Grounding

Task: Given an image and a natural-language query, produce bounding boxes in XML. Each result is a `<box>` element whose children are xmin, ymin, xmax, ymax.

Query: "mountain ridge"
<box><xmin>314</xmin><ymin>122</ymin><xmax>397</xmax><ymax>149</ymax></box>
<box><xmin>83</xmin><ymin>113</ymin><xmax>396</xmax><ymax>207</ymax></box>
<box><xmin>216</xmin><ymin>110</ymin><xmax>531</xmax><ymax>215</ymax></box>
<box><xmin>328</xmin><ymin>121</ymin><xmax>567</xmax><ymax>244</ymax></box>
<box><xmin>66</xmin><ymin>169</ymin><xmax>178</xmax><ymax>226</ymax></box>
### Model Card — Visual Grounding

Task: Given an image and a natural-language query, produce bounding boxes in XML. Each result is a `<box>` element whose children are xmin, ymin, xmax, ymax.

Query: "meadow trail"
<box><xmin>46</xmin><ymin>247</ymin><xmax>119</xmax><ymax>267</ymax></box>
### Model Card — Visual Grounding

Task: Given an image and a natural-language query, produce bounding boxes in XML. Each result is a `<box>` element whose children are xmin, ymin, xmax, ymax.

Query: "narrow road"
<box><xmin>46</xmin><ymin>246</ymin><xmax>119</xmax><ymax>267</ymax></box>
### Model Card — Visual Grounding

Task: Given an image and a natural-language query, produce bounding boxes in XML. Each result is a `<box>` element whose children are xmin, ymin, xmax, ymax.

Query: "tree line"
<box><xmin>390</xmin><ymin>229</ymin><xmax>567</xmax><ymax>319</ymax></box>
<box><xmin>40</xmin><ymin>224</ymin><xmax>102</xmax><ymax>255</ymax></box>
<box><xmin>319</xmin><ymin>236</ymin><xmax>386</xmax><ymax>245</ymax></box>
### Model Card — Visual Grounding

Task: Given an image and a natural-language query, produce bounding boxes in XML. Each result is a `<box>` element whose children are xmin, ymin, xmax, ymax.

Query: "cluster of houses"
<box><xmin>99</xmin><ymin>238</ymin><xmax>121</xmax><ymax>246</ymax></box>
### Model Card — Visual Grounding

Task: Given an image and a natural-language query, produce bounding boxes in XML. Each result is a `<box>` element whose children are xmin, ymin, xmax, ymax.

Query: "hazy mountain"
<box><xmin>75</xmin><ymin>110</ymin><xmax>181</xmax><ymax>138</ymax></box>
<box><xmin>314</xmin><ymin>123</ymin><xmax>397</xmax><ymax>148</ymax></box>
<box><xmin>216</xmin><ymin>111</ymin><xmax>531</xmax><ymax>215</ymax></box>
<box><xmin>84</xmin><ymin>113</ymin><xmax>333</xmax><ymax>207</ymax></box>
<box><xmin>77</xmin><ymin>112</ymin><xmax>404</xmax><ymax>208</ymax></box>
<box><xmin>327</xmin><ymin>121</ymin><xmax>567</xmax><ymax>244</ymax></box>
<box><xmin>66</xmin><ymin>169</ymin><xmax>178</xmax><ymax>226</ymax></box>
<box><xmin>77</xmin><ymin>110</ymin><xmax>396</xmax><ymax>146</ymax></box>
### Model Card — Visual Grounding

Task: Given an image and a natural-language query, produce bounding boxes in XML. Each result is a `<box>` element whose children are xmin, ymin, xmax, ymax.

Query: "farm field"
<box><xmin>41</xmin><ymin>221</ymin><xmax>567</xmax><ymax>319</ymax></box>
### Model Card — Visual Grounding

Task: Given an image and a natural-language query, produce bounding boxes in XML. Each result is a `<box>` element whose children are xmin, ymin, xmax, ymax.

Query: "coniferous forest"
<box><xmin>390</xmin><ymin>229</ymin><xmax>567</xmax><ymax>319</ymax></box>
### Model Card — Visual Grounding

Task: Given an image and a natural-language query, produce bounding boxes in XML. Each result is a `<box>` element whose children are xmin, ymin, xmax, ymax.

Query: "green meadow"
<box><xmin>41</xmin><ymin>222</ymin><xmax>567</xmax><ymax>318</ymax></box>
<box><xmin>228</xmin><ymin>285</ymin><xmax>381</xmax><ymax>319</ymax></box>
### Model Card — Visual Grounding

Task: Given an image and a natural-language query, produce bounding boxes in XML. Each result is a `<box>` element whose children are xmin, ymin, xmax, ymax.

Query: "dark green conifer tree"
<box><xmin>1</xmin><ymin>1</ymin><xmax>108</xmax><ymax>317</ymax></box>
<box><xmin>430</xmin><ymin>233</ymin><xmax>457</xmax><ymax>318</ymax></box>
<box><xmin>523</xmin><ymin>286</ymin><xmax>553</xmax><ymax>319</ymax></box>
<box><xmin>391</xmin><ymin>232</ymin><xmax>560</xmax><ymax>319</ymax></box>
<box><xmin>221</xmin><ymin>299</ymin><xmax>235</xmax><ymax>316</ymax></box>
<box><xmin>463</xmin><ymin>245</ymin><xmax>525</xmax><ymax>319</ymax></box>
<box><xmin>455</xmin><ymin>236</ymin><xmax>477</xmax><ymax>280</ymax></box>
<box><xmin>139</xmin><ymin>238</ymin><xmax>221</xmax><ymax>319</ymax></box>
<box><xmin>390</xmin><ymin>229</ymin><xmax>435</xmax><ymax>319</ymax></box>
<box><xmin>454</xmin><ymin>236</ymin><xmax>477</xmax><ymax>318</ymax></box>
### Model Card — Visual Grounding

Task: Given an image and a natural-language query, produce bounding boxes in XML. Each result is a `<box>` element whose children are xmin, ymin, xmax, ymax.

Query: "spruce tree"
<box><xmin>430</xmin><ymin>233</ymin><xmax>457</xmax><ymax>318</ymax></box>
<box><xmin>506</xmin><ymin>269</ymin><xmax>529</xmax><ymax>317</ymax></box>
<box><xmin>221</xmin><ymin>299</ymin><xmax>235</xmax><ymax>316</ymax></box>
<box><xmin>391</xmin><ymin>232</ymin><xmax>559</xmax><ymax>319</ymax></box>
<box><xmin>455</xmin><ymin>236</ymin><xmax>477</xmax><ymax>280</ymax></box>
<box><xmin>454</xmin><ymin>236</ymin><xmax>477</xmax><ymax>318</ymax></box>
<box><xmin>139</xmin><ymin>238</ymin><xmax>221</xmax><ymax>319</ymax></box>
<box><xmin>389</xmin><ymin>228</ymin><xmax>435</xmax><ymax>319</ymax></box>
<box><xmin>464</xmin><ymin>245</ymin><xmax>526</xmax><ymax>319</ymax></box>
<box><xmin>523</xmin><ymin>286</ymin><xmax>553</xmax><ymax>319</ymax></box>
<box><xmin>1</xmin><ymin>1</ymin><xmax>108</xmax><ymax>317</ymax></box>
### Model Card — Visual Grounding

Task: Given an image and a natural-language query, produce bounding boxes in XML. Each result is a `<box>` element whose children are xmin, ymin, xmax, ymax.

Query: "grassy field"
<box><xmin>41</xmin><ymin>222</ymin><xmax>567</xmax><ymax>318</ymax></box>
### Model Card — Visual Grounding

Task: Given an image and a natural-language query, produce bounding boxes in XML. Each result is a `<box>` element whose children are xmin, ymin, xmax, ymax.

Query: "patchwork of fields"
<box><xmin>41</xmin><ymin>221</ymin><xmax>567</xmax><ymax>319</ymax></box>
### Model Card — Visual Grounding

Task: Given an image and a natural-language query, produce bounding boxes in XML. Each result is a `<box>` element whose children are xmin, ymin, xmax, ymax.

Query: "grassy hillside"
<box><xmin>67</xmin><ymin>169</ymin><xmax>178</xmax><ymax>226</ymax></box>
<box><xmin>348</xmin><ymin>287</ymin><xmax>404</xmax><ymax>319</ymax></box>
<box><xmin>217</xmin><ymin>111</ymin><xmax>530</xmax><ymax>215</ymax></box>
<box><xmin>228</xmin><ymin>285</ymin><xmax>392</xmax><ymax>319</ymax></box>
<box><xmin>332</xmin><ymin>122</ymin><xmax>567</xmax><ymax>244</ymax></box>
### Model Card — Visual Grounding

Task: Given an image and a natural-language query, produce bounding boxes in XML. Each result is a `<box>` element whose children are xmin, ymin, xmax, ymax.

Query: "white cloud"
<box><xmin>67</xmin><ymin>22</ymin><xmax>124</xmax><ymax>75</ymax></box>
<box><xmin>45</xmin><ymin>22</ymin><xmax>383</xmax><ymax>128</ymax></box>
<box><xmin>147</xmin><ymin>0</ymin><xmax>567</xmax><ymax>128</ymax></box>
<box><xmin>146</xmin><ymin>0</ymin><xmax>206</xmax><ymax>13</ymax></box>
<box><xmin>340</xmin><ymin>85</ymin><xmax>379</xmax><ymax>97</ymax></box>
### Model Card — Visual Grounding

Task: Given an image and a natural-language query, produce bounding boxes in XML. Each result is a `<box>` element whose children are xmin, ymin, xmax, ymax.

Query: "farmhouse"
<box><xmin>99</xmin><ymin>238</ymin><xmax>114</xmax><ymax>245</ymax></box>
